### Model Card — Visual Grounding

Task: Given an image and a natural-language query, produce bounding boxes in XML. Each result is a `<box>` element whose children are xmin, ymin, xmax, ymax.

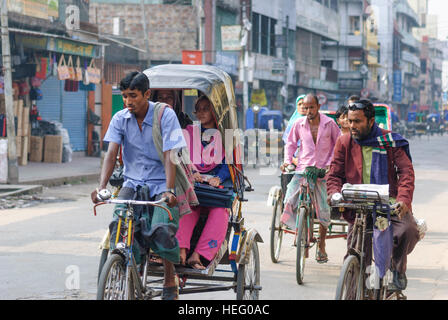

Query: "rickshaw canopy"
<box><xmin>143</xmin><ymin>64</ymin><xmax>239</xmax><ymax>135</ymax></box>
<box><xmin>373</xmin><ymin>103</ymin><xmax>392</xmax><ymax>130</ymax></box>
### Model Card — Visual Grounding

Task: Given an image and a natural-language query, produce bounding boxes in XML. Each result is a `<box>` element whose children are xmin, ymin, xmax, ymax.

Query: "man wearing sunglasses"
<box><xmin>326</xmin><ymin>99</ymin><xmax>419</xmax><ymax>293</ymax></box>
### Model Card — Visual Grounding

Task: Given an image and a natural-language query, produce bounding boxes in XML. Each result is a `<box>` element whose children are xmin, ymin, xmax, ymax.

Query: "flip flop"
<box><xmin>187</xmin><ymin>259</ymin><xmax>206</xmax><ymax>270</ymax></box>
<box><xmin>316</xmin><ymin>250</ymin><xmax>328</xmax><ymax>264</ymax></box>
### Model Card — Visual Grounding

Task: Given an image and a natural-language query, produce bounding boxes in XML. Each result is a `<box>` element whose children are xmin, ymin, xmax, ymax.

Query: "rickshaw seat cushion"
<box><xmin>194</xmin><ymin>181</ymin><xmax>234</xmax><ymax>208</ymax></box>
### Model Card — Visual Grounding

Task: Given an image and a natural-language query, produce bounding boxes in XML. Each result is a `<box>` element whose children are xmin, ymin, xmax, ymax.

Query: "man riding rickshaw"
<box><xmin>94</xmin><ymin>65</ymin><xmax>262</xmax><ymax>300</ymax></box>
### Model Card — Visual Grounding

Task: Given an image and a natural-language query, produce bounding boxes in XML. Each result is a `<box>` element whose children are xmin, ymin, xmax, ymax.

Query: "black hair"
<box><xmin>348</xmin><ymin>95</ymin><xmax>360</xmax><ymax>103</ymax></box>
<box><xmin>349</xmin><ymin>99</ymin><xmax>375</xmax><ymax>120</ymax></box>
<box><xmin>119</xmin><ymin>71</ymin><xmax>150</xmax><ymax>95</ymax></box>
<box><xmin>335</xmin><ymin>105</ymin><xmax>348</xmax><ymax>119</ymax></box>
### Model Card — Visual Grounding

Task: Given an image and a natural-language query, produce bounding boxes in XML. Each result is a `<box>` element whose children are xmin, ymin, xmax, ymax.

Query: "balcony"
<box><xmin>395</xmin><ymin>1</ymin><xmax>419</xmax><ymax>27</ymax></box>
<box><xmin>401</xmin><ymin>50</ymin><xmax>420</xmax><ymax>67</ymax></box>
<box><xmin>338</xmin><ymin>71</ymin><xmax>363</xmax><ymax>90</ymax></box>
<box><xmin>341</xmin><ymin>34</ymin><xmax>364</xmax><ymax>48</ymax></box>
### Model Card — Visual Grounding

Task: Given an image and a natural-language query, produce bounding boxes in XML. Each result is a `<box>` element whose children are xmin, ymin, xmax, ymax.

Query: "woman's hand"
<box><xmin>208</xmin><ymin>177</ymin><xmax>221</xmax><ymax>187</ymax></box>
<box><xmin>193</xmin><ymin>172</ymin><xmax>203</xmax><ymax>182</ymax></box>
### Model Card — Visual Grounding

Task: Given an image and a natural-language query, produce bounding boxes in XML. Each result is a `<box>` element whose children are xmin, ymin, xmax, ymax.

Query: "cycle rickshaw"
<box><xmin>267</xmin><ymin>104</ymin><xmax>394</xmax><ymax>285</ymax></box>
<box><xmin>95</xmin><ymin>64</ymin><xmax>262</xmax><ymax>300</ymax></box>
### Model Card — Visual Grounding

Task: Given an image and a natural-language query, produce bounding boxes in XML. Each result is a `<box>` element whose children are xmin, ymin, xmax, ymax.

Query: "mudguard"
<box><xmin>267</xmin><ymin>185</ymin><xmax>282</xmax><ymax>206</ymax></box>
<box><xmin>237</xmin><ymin>228</ymin><xmax>263</xmax><ymax>265</ymax></box>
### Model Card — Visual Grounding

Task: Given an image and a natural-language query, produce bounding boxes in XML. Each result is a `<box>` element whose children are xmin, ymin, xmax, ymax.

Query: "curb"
<box><xmin>0</xmin><ymin>184</ymin><xmax>43</xmax><ymax>197</ymax></box>
<box><xmin>18</xmin><ymin>173</ymin><xmax>100</xmax><ymax>188</ymax></box>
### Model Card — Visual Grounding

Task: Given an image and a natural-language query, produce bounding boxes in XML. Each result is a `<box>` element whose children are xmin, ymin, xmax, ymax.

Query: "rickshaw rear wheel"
<box><xmin>236</xmin><ymin>242</ymin><xmax>260</xmax><ymax>300</ymax></box>
<box><xmin>270</xmin><ymin>196</ymin><xmax>283</xmax><ymax>263</ymax></box>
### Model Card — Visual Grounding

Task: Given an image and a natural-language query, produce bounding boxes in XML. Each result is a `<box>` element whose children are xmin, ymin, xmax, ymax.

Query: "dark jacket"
<box><xmin>326</xmin><ymin>129</ymin><xmax>415</xmax><ymax>214</ymax></box>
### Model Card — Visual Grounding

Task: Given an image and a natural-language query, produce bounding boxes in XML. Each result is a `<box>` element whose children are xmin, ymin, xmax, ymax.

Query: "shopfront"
<box><xmin>7</xmin><ymin>30</ymin><xmax>102</xmax><ymax>160</ymax></box>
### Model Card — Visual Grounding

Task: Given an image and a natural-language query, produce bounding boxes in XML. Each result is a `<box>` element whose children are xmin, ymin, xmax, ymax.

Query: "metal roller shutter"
<box><xmin>37</xmin><ymin>76</ymin><xmax>62</xmax><ymax>122</ymax></box>
<box><xmin>37</xmin><ymin>76</ymin><xmax>87</xmax><ymax>151</ymax></box>
<box><xmin>62</xmin><ymin>89</ymin><xmax>87</xmax><ymax>151</ymax></box>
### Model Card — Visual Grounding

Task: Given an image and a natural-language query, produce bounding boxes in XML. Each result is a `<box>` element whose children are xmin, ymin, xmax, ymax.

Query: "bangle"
<box><xmin>166</xmin><ymin>188</ymin><xmax>176</xmax><ymax>197</ymax></box>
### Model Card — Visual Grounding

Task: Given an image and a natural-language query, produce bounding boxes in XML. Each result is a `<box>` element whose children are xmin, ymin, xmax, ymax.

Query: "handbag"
<box><xmin>67</xmin><ymin>55</ymin><xmax>75</xmax><ymax>80</ymax></box>
<box><xmin>86</xmin><ymin>59</ymin><xmax>101</xmax><ymax>84</ymax></box>
<box><xmin>372</xmin><ymin>207</ymin><xmax>394</xmax><ymax>279</ymax></box>
<box><xmin>193</xmin><ymin>180</ymin><xmax>234</xmax><ymax>208</ymax></box>
<box><xmin>35</xmin><ymin>57</ymin><xmax>48</xmax><ymax>79</ymax></box>
<box><xmin>64</xmin><ymin>79</ymin><xmax>79</xmax><ymax>92</ymax></box>
<box><xmin>57</xmin><ymin>54</ymin><xmax>70</xmax><ymax>80</ymax></box>
<box><xmin>75</xmin><ymin>57</ymin><xmax>83</xmax><ymax>81</ymax></box>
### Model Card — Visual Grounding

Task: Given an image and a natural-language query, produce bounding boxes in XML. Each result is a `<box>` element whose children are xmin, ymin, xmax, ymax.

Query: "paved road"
<box><xmin>0</xmin><ymin>134</ymin><xmax>447</xmax><ymax>300</ymax></box>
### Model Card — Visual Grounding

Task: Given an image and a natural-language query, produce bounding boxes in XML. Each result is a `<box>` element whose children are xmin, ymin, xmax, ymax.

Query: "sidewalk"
<box><xmin>17</xmin><ymin>152</ymin><xmax>101</xmax><ymax>187</ymax></box>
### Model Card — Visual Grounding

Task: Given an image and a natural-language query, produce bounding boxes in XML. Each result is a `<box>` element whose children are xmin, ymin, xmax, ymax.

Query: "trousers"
<box><xmin>345</xmin><ymin>212</ymin><xmax>419</xmax><ymax>274</ymax></box>
<box><xmin>176</xmin><ymin>206</ymin><xmax>229</xmax><ymax>261</ymax></box>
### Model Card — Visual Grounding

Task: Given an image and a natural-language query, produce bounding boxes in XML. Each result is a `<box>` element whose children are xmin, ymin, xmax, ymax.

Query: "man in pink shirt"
<box><xmin>281</xmin><ymin>94</ymin><xmax>341</xmax><ymax>263</ymax></box>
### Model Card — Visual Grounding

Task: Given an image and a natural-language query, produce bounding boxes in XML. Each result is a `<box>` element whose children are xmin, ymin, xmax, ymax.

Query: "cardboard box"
<box><xmin>22</xmin><ymin>106</ymin><xmax>29</xmax><ymax>137</ymax></box>
<box><xmin>16</xmin><ymin>136</ymin><xmax>22</xmax><ymax>159</ymax></box>
<box><xmin>20</xmin><ymin>136</ymin><xmax>28</xmax><ymax>166</ymax></box>
<box><xmin>29</xmin><ymin>136</ymin><xmax>43</xmax><ymax>162</ymax></box>
<box><xmin>16</xmin><ymin>100</ymin><xmax>23</xmax><ymax>136</ymax></box>
<box><xmin>44</xmin><ymin>135</ymin><xmax>63</xmax><ymax>163</ymax></box>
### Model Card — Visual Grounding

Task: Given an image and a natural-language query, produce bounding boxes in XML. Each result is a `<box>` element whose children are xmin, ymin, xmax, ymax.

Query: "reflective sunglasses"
<box><xmin>348</xmin><ymin>102</ymin><xmax>367</xmax><ymax>111</ymax></box>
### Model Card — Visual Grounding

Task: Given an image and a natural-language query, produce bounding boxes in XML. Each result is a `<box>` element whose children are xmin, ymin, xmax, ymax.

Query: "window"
<box><xmin>251</xmin><ymin>12</ymin><xmax>276</xmax><ymax>57</ymax></box>
<box><xmin>330</xmin><ymin>0</ymin><xmax>338</xmax><ymax>11</ymax></box>
<box><xmin>321</xmin><ymin>60</ymin><xmax>333</xmax><ymax>69</ymax></box>
<box><xmin>349</xmin><ymin>16</ymin><xmax>361</xmax><ymax>35</ymax></box>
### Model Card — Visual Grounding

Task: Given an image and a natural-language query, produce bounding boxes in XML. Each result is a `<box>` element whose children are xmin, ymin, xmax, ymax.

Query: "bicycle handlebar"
<box><xmin>93</xmin><ymin>197</ymin><xmax>173</xmax><ymax>220</ymax></box>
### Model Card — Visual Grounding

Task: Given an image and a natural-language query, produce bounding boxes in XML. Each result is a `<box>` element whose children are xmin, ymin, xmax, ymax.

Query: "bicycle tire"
<box><xmin>97</xmin><ymin>248</ymin><xmax>109</xmax><ymax>284</ymax></box>
<box><xmin>97</xmin><ymin>253</ymin><xmax>129</xmax><ymax>300</ymax></box>
<box><xmin>270</xmin><ymin>197</ymin><xmax>283</xmax><ymax>263</ymax></box>
<box><xmin>295</xmin><ymin>207</ymin><xmax>307</xmax><ymax>285</ymax></box>
<box><xmin>236</xmin><ymin>242</ymin><xmax>261</xmax><ymax>300</ymax></box>
<box><xmin>335</xmin><ymin>255</ymin><xmax>363</xmax><ymax>300</ymax></box>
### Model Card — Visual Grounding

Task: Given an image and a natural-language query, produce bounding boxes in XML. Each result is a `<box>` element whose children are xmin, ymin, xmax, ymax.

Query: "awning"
<box><xmin>10</xmin><ymin>27</ymin><xmax>108</xmax><ymax>58</ymax></box>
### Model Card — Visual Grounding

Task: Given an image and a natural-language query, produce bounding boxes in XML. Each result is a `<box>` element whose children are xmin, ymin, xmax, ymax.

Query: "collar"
<box><xmin>123</xmin><ymin>101</ymin><xmax>154</xmax><ymax>125</ymax></box>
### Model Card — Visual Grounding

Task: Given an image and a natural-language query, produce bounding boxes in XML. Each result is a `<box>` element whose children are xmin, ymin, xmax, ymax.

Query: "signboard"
<box><xmin>392</xmin><ymin>70</ymin><xmax>402</xmax><ymax>102</ymax></box>
<box><xmin>317</xmin><ymin>93</ymin><xmax>327</xmax><ymax>105</ymax></box>
<box><xmin>250</xmin><ymin>89</ymin><xmax>268</xmax><ymax>106</ymax></box>
<box><xmin>8</xmin><ymin>0</ymin><xmax>59</xmax><ymax>19</ymax></box>
<box><xmin>221</xmin><ymin>25</ymin><xmax>242</xmax><ymax>51</ymax></box>
<box><xmin>15</xmin><ymin>34</ymin><xmax>98</xmax><ymax>58</ymax></box>
<box><xmin>182</xmin><ymin>50</ymin><xmax>203</xmax><ymax>65</ymax></box>
<box><xmin>275</xmin><ymin>35</ymin><xmax>287</xmax><ymax>48</ymax></box>
<box><xmin>272</xmin><ymin>58</ymin><xmax>286</xmax><ymax>75</ymax></box>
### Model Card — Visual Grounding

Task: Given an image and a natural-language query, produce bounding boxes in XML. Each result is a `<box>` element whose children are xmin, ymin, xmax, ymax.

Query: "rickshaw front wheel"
<box><xmin>270</xmin><ymin>197</ymin><xmax>284</xmax><ymax>263</ymax></box>
<box><xmin>236</xmin><ymin>242</ymin><xmax>261</xmax><ymax>300</ymax></box>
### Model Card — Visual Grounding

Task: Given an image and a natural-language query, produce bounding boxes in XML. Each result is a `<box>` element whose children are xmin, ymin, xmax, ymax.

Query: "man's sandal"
<box><xmin>316</xmin><ymin>250</ymin><xmax>328</xmax><ymax>264</ymax></box>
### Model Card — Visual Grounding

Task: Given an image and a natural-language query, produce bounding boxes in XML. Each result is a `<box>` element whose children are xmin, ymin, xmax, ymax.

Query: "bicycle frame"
<box><xmin>95</xmin><ymin>197</ymin><xmax>169</xmax><ymax>300</ymax></box>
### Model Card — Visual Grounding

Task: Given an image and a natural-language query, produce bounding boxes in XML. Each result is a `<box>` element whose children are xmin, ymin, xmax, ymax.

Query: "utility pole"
<box><xmin>283</xmin><ymin>15</ymin><xmax>289</xmax><ymax>106</ymax></box>
<box><xmin>195</xmin><ymin>0</ymin><xmax>205</xmax><ymax>64</ymax></box>
<box><xmin>139</xmin><ymin>0</ymin><xmax>151</xmax><ymax>67</ymax></box>
<box><xmin>1</xmin><ymin>0</ymin><xmax>18</xmax><ymax>184</ymax></box>
<box><xmin>241</xmin><ymin>0</ymin><xmax>251</xmax><ymax>130</ymax></box>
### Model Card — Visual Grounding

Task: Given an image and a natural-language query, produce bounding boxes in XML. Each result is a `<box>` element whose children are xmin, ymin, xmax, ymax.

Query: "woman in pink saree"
<box><xmin>176</xmin><ymin>95</ymin><xmax>231</xmax><ymax>270</ymax></box>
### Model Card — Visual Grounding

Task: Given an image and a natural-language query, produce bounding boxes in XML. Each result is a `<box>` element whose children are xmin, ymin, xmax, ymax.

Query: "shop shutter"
<box><xmin>37</xmin><ymin>76</ymin><xmax>87</xmax><ymax>151</ymax></box>
<box><xmin>62</xmin><ymin>89</ymin><xmax>87</xmax><ymax>151</ymax></box>
<box><xmin>37</xmin><ymin>76</ymin><xmax>62</xmax><ymax>122</ymax></box>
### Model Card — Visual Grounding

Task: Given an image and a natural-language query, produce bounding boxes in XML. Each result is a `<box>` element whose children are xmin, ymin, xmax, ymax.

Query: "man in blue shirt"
<box><xmin>91</xmin><ymin>71</ymin><xmax>186</xmax><ymax>299</ymax></box>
